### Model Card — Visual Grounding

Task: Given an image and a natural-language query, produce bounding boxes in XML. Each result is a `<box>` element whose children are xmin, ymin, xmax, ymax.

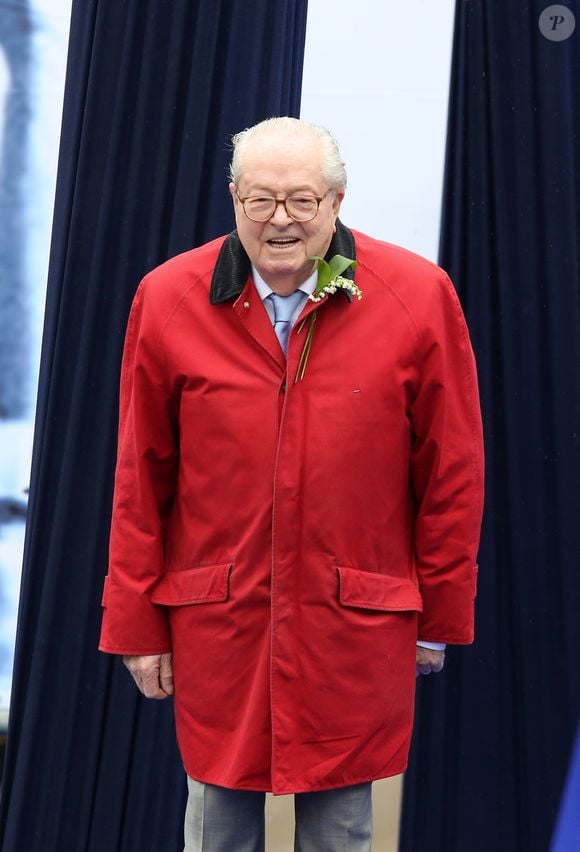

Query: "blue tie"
<box><xmin>269</xmin><ymin>291</ymin><xmax>306</xmax><ymax>354</ymax></box>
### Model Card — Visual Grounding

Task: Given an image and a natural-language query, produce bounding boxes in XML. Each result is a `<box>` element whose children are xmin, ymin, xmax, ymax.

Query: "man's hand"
<box><xmin>416</xmin><ymin>646</ymin><xmax>445</xmax><ymax>677</ymax></box>
<box><xmin>123</xmin><ymin>653</ymin><xmax>174</xmax><ymax>699</ymax></box>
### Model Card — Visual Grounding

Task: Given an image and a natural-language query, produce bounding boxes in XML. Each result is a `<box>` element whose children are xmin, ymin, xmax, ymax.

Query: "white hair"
<box><xmin>229</xmin><ymin>116</ymin><xmax>347</xmax><ymax>190</ymax></box>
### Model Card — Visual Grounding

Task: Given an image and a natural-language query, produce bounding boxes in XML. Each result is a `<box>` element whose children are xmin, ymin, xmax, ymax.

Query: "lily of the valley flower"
<box><xmin>308</xmin><ymin>254</ymin><xmax>362</xmax><ymax>303</ymax></box>
<box><xmin>309</xmin><ymin>276</ymin><xmax>362</xmax><ymax>302</ymax></box>
<box><xmin>295</xmin><ymin>254</ymin><xmax>361</xmax><ymax>382</ymax></box>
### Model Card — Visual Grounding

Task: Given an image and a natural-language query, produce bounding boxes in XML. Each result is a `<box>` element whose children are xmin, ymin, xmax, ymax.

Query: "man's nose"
<box><xmin>270</xmin><ymin>199</ymin><xmax>293</xmax><ymax>225</ymax></box>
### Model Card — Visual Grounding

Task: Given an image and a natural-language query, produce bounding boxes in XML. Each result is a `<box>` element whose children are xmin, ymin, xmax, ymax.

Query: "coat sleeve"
<box><xmin>99</xmin><ymin>276</ymin><xmax>179</xmax><ymax>655</ymax></box>
<box><xmin>409</xmin><ymin>270</ymin><xmax>484</xmax><ymax>644</ymax></box>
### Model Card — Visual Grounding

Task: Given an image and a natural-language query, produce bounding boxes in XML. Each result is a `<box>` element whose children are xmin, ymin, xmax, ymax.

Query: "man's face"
<box><xmin>229</xmin><ymin>135</ymin><xmax>344</xmax><ymax>295</ymax></box>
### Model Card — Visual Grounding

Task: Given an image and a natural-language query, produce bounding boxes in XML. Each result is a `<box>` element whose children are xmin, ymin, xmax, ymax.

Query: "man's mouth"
<box><xmin>266</xmin><ymin>238</ymin><xmax>300</xmax><ymax>249</ymax></box>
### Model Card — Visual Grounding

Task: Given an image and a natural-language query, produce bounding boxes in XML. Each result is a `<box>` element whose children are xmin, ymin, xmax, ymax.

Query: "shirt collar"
<box><xmin>251</xmin><ymin>266</ymin><xmax>318</xmax><ymax>301</ymax></box>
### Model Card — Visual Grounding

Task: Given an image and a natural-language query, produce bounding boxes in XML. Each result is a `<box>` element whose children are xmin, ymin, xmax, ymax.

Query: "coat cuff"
<box><xmin>99</xmin><ymin>574</ymin><xmax>171</xmax><ymax>655</ymax></box>
<box><xmin>417</xmin><ymin>563</ymin><xmax>478</xmax><ymax>644</ymax></box>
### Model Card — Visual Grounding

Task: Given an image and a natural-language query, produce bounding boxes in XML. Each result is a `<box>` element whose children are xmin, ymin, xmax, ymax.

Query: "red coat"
<box><xmin>99</xmin><ymin>223</ymin><xmax>484</xmax><ymax>794</ymax></box>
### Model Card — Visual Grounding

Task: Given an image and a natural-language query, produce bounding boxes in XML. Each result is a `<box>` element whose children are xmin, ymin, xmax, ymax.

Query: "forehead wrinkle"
<box><xmin>245</xmin><ymin>183</ymin><xmax>323</xmax><ymax>197</ymax></box>
<box><xmin>238</xmin><ymin>168</ymin><xmax>326</xmax><ymax>195</ymax></box>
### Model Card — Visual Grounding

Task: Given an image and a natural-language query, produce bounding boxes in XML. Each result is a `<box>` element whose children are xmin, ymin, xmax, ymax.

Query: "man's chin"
<box><xmin>263</xmin><ymin>262</ymin><xmax>314</xmax><ymax>291</ymax></box>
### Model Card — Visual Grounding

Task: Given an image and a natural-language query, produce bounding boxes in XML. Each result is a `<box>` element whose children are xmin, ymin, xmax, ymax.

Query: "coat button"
<box><xmin>243</xmin><ymin>301</ymin><xmax>250</xmax><ymax>309</ymax></box>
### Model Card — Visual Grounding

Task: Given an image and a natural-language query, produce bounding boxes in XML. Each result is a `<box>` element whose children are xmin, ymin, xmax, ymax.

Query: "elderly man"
<box><xmin>99</xmin><ymin>117</ymin><xmax>484</xmax><ymax>851</ymax></box>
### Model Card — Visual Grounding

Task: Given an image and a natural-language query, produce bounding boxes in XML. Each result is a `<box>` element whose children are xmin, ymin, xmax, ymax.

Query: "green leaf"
<box><xmin>308</xmin><ymin>256</ymin><xmax>331</xmax><ymax>291</ymax></box>
<box><xmin>309</xmin><ymin>254</ymin><xmax>357</xmax><ymax>294</ymax></box>
<box><xmin>327</xmin><ymin>255</ymin><xmax>358</xmax><ymax>280</ymax></box>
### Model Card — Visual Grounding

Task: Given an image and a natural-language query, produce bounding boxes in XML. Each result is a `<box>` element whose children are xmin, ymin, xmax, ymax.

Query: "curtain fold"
<box><xmin>400</xmin><ymin>3</ymin><xmax>580</xmax><ymax>851</ymax></box>
<box><xmin>0</xmin><ymin>1</ymin><xmax>307</xmax><ymax>849</ymax></box>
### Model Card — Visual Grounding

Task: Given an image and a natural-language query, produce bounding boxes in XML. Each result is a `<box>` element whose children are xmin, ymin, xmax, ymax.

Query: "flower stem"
<box><xmin>295</xmin><ymin>311</ymin><xmax>318</xmax><ymax>382</ymax></box>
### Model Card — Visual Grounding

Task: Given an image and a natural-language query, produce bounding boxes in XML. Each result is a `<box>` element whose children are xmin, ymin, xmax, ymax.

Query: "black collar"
<box><xmin>209</xmin><ymin>219</ymin><xmax>356</xmax><ymax>305</ymax></box>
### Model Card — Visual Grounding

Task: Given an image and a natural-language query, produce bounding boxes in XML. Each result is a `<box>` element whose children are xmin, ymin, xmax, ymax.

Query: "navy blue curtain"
<box><xmin>400</xmin><ymin>3</ymin><xmax>580</xmax><ymax>851</ymax></box>
<box><xmin>0</xmin><ymin>1</ymin><xmax>307</xmax><ymax>849</ymax></box>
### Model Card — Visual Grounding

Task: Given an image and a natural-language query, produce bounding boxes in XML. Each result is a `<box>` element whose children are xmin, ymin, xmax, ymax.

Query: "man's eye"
<box><xmin>290</xmin><ymin>197</ymin><xmax>316</xmax><ymax>207</ymax></box>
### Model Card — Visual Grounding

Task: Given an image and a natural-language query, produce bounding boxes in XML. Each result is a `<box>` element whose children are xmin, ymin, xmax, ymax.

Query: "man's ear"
<box><xmin>332</xmin><ymin>188</ymin><xmax>345</xmax><ymax>215</ymax></box>
<box><xmin>229</xmin><ymin>183</ymin><xmax>241</xmax><ymax>223</ymax></box>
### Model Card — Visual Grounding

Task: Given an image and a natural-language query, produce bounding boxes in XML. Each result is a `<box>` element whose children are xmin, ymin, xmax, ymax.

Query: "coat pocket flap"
<box><xmin>338</xmin><ymin>566</ymin><xmax>423</xmax><ymax>612</ymax></box>
<box><xmin>150</xmin><ymin>563</ymin><xmax>232</xmax><ymax>606</ymax></box>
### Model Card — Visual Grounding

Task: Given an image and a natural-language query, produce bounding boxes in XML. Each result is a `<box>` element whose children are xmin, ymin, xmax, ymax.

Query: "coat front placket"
<box><xmin>234</xmin><ymin>281</ymin><xmax>324</xmax><ymax>791</ymax></box>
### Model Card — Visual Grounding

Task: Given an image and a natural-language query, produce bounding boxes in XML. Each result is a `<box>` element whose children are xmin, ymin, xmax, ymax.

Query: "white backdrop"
<box><xmin>300</xmin><ymin>0</ymin><xmax>455</xmax><ymax>262</ymax></box>
<box><xmin>0</xmin><ymin>0</ymin><xmax>71</xmax><ymax>721</ymax></box>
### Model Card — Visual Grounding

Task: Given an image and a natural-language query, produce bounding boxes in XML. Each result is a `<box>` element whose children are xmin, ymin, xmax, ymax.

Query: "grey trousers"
<box><xmin>184</xmin><ymin>777</ymin><xmax>373</xmax><ymax>852</ymax></box>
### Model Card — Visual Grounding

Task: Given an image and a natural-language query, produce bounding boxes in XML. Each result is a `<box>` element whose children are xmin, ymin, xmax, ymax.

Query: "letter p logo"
<box><xmin>539</xmin><ymin>6</ymin><xmax>576</xmax><ymax>41</ymax></box>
